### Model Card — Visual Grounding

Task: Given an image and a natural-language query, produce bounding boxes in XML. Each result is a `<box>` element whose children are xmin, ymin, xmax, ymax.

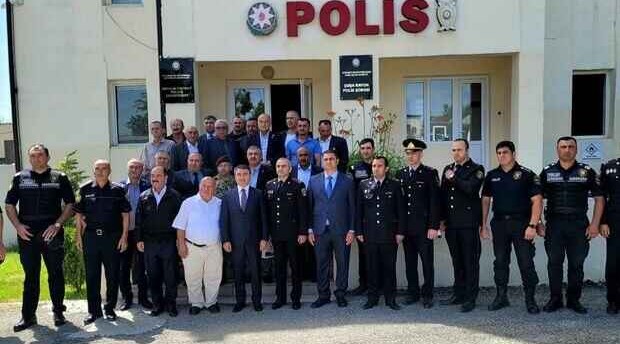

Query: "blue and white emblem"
<box><xmin>247</xmin><ymin>3</ymin><xmax>277</xmax><ymax>36</ymax></box>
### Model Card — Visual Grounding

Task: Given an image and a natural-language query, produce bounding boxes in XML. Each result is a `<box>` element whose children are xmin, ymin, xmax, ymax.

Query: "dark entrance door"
<box><xmin>270</xmin><ymin>84</ymin><xmax>301</xmax><ymax>133</ymax></box>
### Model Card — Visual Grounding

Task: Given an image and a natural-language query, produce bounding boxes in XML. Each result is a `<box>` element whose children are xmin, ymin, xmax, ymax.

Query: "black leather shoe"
<box><xmin>13</xmin><ymin>317</ymin><xmax>37</xmax><ymax>332</ymax></box>
<box><xmin>253</xmin><ymin>303</ymin><xmax>263</xmax><ymax>312</ymax></box>
<box><xmin>488</xmin><ymin>289</ymin><xmax>510</xmax><ymax>311</ymax></box>
<box><xmin>404</xmin><ymin>294</ymin><xmax>420</xmax><ymax>305</ymax></box>
<box><xmin>168</xmin><ymin>306</ymin><xmax>178</xmax><ymax>317</ymax></box>
<box><xmin>362</xmin><ymin>301</ymin><xmax>378</xmax><ymax>310</ymax></box>
<box><xmin>139</xmin><ymin>299</ymin><xmax>154</xmax><ymax>309</ymax></box>
<box><xmin>543</xmin><ymin>298</ymin><xmax>563</xmax><ymax>313</ymax></box>
<box><xmin>387</xmin><ymin>301</ymin><xmax>401</xmax><ymax>311</ymax></box>
<box><xmin>336</xmin><ymin>297</ymin><xmax>348</xmax><ymax>308</ymax></box>
<box><xmin>440</xmin><ymin>295</ymin><xmax>465</xmax><ymax>306</ymax></box>
<box><xmin>232</xmin><ymin>303</ymin><xmax>246</xmax><ymax>313</ymax></box>
<box><xmin>311</xmin><ymin>298</ymin><xmax>331</xmax><ymax>309</ymax></box>
<box><xmin>567</xmin><ymin>300</ymin><xmax>587</xmax><ymax>314</ymax></box>
<box><xmin>207</xmin><ymin>304</ymin><xmax>221</xmax><ymax>313</ymax></box>
<box><xmin>119</xmin><ymin>300</ymin><xmax>133</xmax><ymax>311</ymax></box>
<box><xmin>272</xmin><ymin>301</ymin><xmax>285</xmax><ymax>310</ymax></box>
<box><xmin>104</xmin><ymin>310</ymin><xmax>117</xmax><ymax>321</ymax></box>
<box><xmin>83</xmin><ymin>314</ymin><xmax>100</xmax><ymax>325</ymax></box>
<box><xmin>525</xmin><ymin>295</ymin><xmax>540</xmax><ymax>314</ymax></box>
<box><xmin>148</xmin><ymin>308</ymin><xmax>164</xmax><ymax>317</ymax></box>
<box><xmin>292</xmin><ymin>301</ymin><xmax>302</xmax><ymax>310</ymax></box>
<box><xmin>189</xmin><ymin>306</ymin><xmax>201</xmax><ymax>315</ymax></box>
<box><xmin>460</xmin><ymin>301</ymin><xmax>476</xmax><ymax>313</ymax></box>
<box><xmin>53</xmin><ymin>312</ymin><xmax>66</xmax><ymax>326</ymax></box>
<box><xmin>422</xmin><ymin>297</ymin><xmax>434</xmax><ymax>309</ymax></box>
<box><xmin>607</xmin><ymin>302</ymin><xmax>618</xmax><ymax>315</ymax></box>
<box><xmin>350</xmin><ymin>286</ymin><xmax>367</xmax><ymax>296</ymax></box>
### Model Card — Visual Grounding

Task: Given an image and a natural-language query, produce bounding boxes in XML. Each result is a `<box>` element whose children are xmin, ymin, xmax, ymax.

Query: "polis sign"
<box><xmin>286</xmin><ymin>0</ymin><xmax>431</xmax><ymax>37</ymax></box>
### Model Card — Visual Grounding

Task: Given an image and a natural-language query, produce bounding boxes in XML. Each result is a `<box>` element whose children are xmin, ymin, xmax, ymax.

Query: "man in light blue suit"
<box><xmin>307</xmin><ymin>150</ymin><xmax>356</xmax><ymax>308</ymax></box>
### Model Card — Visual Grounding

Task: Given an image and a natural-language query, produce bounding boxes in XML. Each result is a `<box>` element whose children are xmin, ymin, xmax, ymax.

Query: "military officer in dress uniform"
<box><xmin>74</xmin><ymin>160</ymin><xmax>131</xmax><ymax>325</ymax></box>
<box><xmin>355</xmin><ymin>156</ymin><xmax>404</xmax><ymax>310</ymax></box>
<box><xmin>348</xmin><ymin>138</ymin><xmax>375</xmax><ymax>295</ymax></box>
<box><xmin>440</xmin><ymin>138</ymin><xmax>485</xmax><ymax>313</ymax></box>
<box><xmin>481</xmin><ymin>141</ymin><xmax>542</xmax><ymax>314</ymax></box>
<box><xmin>5</xmin><ymin>144</ymin><xmax>75</xmax><ymax>332</ymax></box>
<box><xmin>264</xmin><ymin>157</ymin><xmax>308</xmax><ymax>310</ymax></box>
<box><xmin>600</xmin><ymin>156</ymin><xmax>620</xmax><ymax>315</ymax></box>
<box><xmin>395</xmin><ymin>138</ymin><xmax>440</xmax><ymax>308</ymax></box>
<box><xmin>539</xmin><ymin>136</ymin><xmax>604</xmax><ymax>314</ymax></box>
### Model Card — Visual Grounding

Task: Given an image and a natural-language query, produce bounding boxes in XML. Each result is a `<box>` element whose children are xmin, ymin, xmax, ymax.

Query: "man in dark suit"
<box><xmin>440</xmin><ymin>138</ymin><xmax>485</xmax><ymax>313</ymax></box>
<box><xmin>173</xmin><ymin>153</ymin><xmax>210</xmax><ymax>200</ymax></box>
<box><xmin>245</xmin><ymin>114</ymin><xmax>285</xmax><ymax>167</ymax></box>
<box><xmin>318</xmin><ymin>120</ymin><xmax>349</xmax><ymax>173</ymax></box>
<box><xmin>396</xmin><ymin>139</ymin><xmax>441</xmax><ymax>308</ymax></box>
<box><xmin>239</xmin><ymin>118</ymin><xmax>258</xmax><ymax>164</ymax></box>
<box><xmin>264</xmin><ymin>158</ymin><xmax>308</xmax><ymax>310</ymax></box>
<box><xmin>307</xmin><ymin>150</ymin><xmax>356</xmax><ymax>308</ymax></box>
<box><xmin>171</xmin><ymin>126</ymin><xmax>204</xmax><ymax>171</ymax></box>
<box><xmin>356</xmin><ymin>156</ymin><xmax>405</xmax><ymax>310</ymax></box>
<box><xmin>202</xmin><ymin>119</ymin><xmax>240</xmax><ymax>170</ymax></box>
<box><xmin>220</xmin><ymin>165</ymin><xmax>269</xmax><ymax>313</ymax></box>
<box><xmin>246</xmin><ymin>146</ymin><xmax>276</xmax><ymax>191</ymax></box>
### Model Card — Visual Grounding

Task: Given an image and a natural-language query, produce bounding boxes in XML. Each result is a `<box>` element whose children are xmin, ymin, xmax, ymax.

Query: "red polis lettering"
<box><xmin>286</xmin><ymin>0</ymin><xmax>429</xmax><ymax>37</ymax></box>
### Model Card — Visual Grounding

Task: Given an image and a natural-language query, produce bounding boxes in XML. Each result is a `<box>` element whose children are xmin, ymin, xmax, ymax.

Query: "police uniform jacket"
<box><xmin>440</xmin><ymin>159</ymin><xmax>485</xmax><ymax>229</ymax></box>
<box><xmin>540</xmin><ymin>161</ymin><xmax>603</xmax><ymax>216</ymax></box>
<box><xmin>264</xmin><ymin>177</ymin><xmax>308</xmax><ymax>242</ymax></box>
<box><xmin>355</xmin><ymin>177</ymin><xmax>404</xmax><ymax>244</ymax></box>
<box><xmin>396</xmin><ymin>164</ymin><xmax>441</xmax><ymax>235</ymax></box>
<box><xmin>481</xmin><ymin>163</ymin><xmax>541</xmax><ymax>218</ymax></box>
<box><xmin>601</xmin><ymin>158</ymin><xmax>620</xmax><ymax>225</ymax></box>
<box><xmin>73</xmin><ymin>180</ymin><xmax>132</xmax><ymax>234</ymax></box>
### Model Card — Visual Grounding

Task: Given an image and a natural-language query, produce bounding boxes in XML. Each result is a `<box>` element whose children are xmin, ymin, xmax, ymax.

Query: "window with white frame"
<box><xmin>110</xmin><ymin>82</ymin><xmax>148</xmax><ymax>145</ymax></box>
<box><xmin>571</xmin><ymin>72</ymin><xmax>611</xmax><ymax>137</ymax></box>
<box><xmin>110</xmin><ymin>0</ymin><xmax>143</xmax><ymax>5</ymax></box>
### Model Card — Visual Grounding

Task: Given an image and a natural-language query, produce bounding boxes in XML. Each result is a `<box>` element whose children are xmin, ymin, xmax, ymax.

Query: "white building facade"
<box><xmin>5</xmin><ymin>0</ymin><xmax>620</xmax><ymax>287</ymax></box>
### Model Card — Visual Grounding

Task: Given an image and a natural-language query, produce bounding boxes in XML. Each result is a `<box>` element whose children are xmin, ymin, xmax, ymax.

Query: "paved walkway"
<box><xmin>0</xmin><ymin>286</ymin><xmax>618</xmax><ymax>344</ymax></box>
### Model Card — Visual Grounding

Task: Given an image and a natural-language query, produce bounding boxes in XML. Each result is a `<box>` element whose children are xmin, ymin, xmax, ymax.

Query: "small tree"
<box><xmin>56</xmin><ymin>150</ymin><xmax>87</xmax><ymax>295</ymax></box>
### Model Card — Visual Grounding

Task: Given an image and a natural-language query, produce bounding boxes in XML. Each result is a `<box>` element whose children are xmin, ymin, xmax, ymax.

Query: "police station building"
<box><xmin>5</xmin><ymin>0</ymin><xmax>620</xmax><ymax>287</ymax></box>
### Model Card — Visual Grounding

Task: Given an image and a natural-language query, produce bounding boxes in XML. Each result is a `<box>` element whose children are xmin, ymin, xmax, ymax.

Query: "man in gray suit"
<box><xmin>307</xmin><ymin>150</ymin><xmax>356</xmax><ymax>308</ymax></box>
<box><xmin>220</xmin><ymin>165</ymin><xmax>269</xmax><ymax>313</ymax></box>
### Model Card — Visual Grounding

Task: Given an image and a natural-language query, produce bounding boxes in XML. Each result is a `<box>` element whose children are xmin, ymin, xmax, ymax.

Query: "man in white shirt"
<box><xmin>174</xmin><ymin>177</ymin><xmax>223</xmax><ymax>315</ymax></box>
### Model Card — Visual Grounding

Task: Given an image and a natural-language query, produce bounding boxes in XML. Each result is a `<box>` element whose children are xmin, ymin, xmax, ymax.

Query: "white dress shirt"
<box><xmin>173</xmin><ymin>195</ymin><xmax>222</xmax><ymax>245</ymax></box>
<box><xmin>186</xmin><ymin>140</ymin><xmax>199</xmax><ymax>154</ymax></box>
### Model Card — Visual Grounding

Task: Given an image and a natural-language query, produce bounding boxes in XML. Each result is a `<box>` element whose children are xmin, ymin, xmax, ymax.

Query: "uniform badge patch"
<box><xmin>444</xmin><ymin>169</ymin><xmax>455</xmax><ymax>179</ymax></box>
<box><xmin>476</xmin><ymin>170</ymin><xmax>484</xmax><ymax>179</ymax></box>
<box><xmin>301</xmin><ymin>188</ymin><xmax>307</xmax><ymax>197</ymax></box>
<box><xmin>513</xmin><ymin>171</ymin><xmax>522</xmax><ymax>180</ymax></box>
<box><xmin>578</xmin><ymin>169</ymin><xmax>587</xmax><ymax>177</ymax></box>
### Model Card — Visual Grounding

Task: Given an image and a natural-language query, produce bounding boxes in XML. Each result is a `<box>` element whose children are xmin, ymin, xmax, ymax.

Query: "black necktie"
<box><xmin>277</xmin><ymin>181</ymin><xmax>283</xmax><ymax>192</ymax></box>
<box><xmin>376</xmin><ymin>180</ymin><xmax>382</xmax><ymax>190</ymax></box>
<box><xmin>193</xmin><ymin>172</ymin><xmax>199</xmax><ymax>186</ymax></box>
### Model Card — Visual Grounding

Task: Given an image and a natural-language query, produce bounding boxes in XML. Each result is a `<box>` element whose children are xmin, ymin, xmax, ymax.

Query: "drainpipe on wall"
<box><xmin>5</xmin><ymin>0</ymin><xmax>21</xmax><ymax>170</ymax></box>
<box><xmin>155</xmin><ymin>0</ymin><xmax>166</xmax><ymax>126</ymax></box>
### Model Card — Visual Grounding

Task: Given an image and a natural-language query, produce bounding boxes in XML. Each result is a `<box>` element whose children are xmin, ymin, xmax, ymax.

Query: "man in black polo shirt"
<box><xmin>74</xmin><ymin>160</ymin><xmax>131</xmax><ymax>325</ymax></box>
<box><xmin>539</xmin><ymin>136</ymin><xmax>604</xmax><ymax>314</ymax></box>
<box><xmin>5</xmin><ymin>143</ymin><xmax>75</xmax><ymax>332</ymax></box>
<box><xmin>481</xmin><ymin>141</ymin><xmax>542</xmax><ymax>314</ymax></box>
<box><xmin>135</xmin><ymin>166</ymin><xmax>182</xmax><ymax>317</ymax></box>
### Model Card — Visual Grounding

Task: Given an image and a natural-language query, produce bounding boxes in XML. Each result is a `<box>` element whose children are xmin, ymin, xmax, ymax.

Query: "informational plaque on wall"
<box><xmin>160</xmin><ymin>58</ymin><xmax>195</xmax><ymax>103</ymax></box>
<box><xmin>340</xmin><ymin>55</ymin><xmax>373</xmax><ymax>100</ymax></box>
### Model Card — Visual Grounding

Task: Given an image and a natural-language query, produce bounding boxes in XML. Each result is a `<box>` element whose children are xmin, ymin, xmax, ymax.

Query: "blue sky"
<box><xmin>0</xmin><ymin>6</ymin><xmax>12</xmax><ymax>123</ymax></box>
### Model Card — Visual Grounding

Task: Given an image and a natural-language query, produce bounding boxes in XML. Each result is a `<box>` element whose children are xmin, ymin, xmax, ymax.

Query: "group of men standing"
<box><xmin>3</xmin><ymin>110</ymin><xmax>620</xmax><ymax>333</ymax></box>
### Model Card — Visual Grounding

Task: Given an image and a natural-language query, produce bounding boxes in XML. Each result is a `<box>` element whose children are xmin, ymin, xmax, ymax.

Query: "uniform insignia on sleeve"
<box><xmin>513</xmin><ymin>171</ymin><xmax>522</xmax><ymax>180</ymax></box>
<box><xmin>476</xmin><ymin>170</ymin><xmax>484</xmax><ymax>179</ymax></box>
<box><xmin>578</xmin><ymin>168</ymin><xmax>588</xmax><ymax>177</ymax></box>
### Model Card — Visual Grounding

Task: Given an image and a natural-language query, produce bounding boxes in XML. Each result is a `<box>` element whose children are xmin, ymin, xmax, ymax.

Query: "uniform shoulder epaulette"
<box><xmin>578</xmin><ymin>162</ymin><xmax>591</xmax><ymax>170</ymax></box>
<box><xmin>519</xmin><ymin>165</ymin><xmax>534</xmax><ymax>174</ymax></box>
<box><xmin>15</xmin><ymin>170</ymin><xmax>29</xmax><ymax>178</ymax></box>
<box><xmin>422</xmin><ymin>165</ymin><xmax>437</xmax><ymax>172</ymax></box>
<box><xmin>110</xmin><ymin>181</ymin><xmax>124</xmax><ymax>188</ymax></box>
<box><xmin>79</xmin><ymin>180</ymin><xmax>92</xmax><ymax>188</ymax></box>
<box><xmin>290</xmin><ymin>177</ymin><xmax>300</xmax><ymax>183</ymax></box>
<box><xmin>360</xmin><ymin>178</ymin><xmax>372</xmax><ymax>186</ymax></box>
<box><xmin>544</xmin><ymin>163</ymin><xmax>554</xmax><ymax>170</ymax></box>
<box><xmin>266</xmin><ymin>178</ymin><xmax>277</xmax><ymax>186</ymax></box>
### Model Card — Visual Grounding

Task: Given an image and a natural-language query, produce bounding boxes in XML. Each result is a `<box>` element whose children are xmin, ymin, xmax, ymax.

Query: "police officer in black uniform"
<box><xmin>600</xmin><ymin>156</ymin><xmax>620</xmax><ymax>314</ymax></box>
<box><xmin>348</xmin><ymin>138</ymin><xmax>375</xmax><ymax>295</ymax></box>
<box><xmin>5</xmin><ymin>144</ymin><xmax>75</xmax><ymax>332</ymax></box>
<box><xmin>481</xmin><ymin>141</ymin><xmax>542</xmax><ymax>314</ymax></box>
<box><xmin>356</xmin><ymin>156</ymin><xmax>404</xmax><ymax>310</ymax></box>
<box><xmin>74</xmin><ymin>159</ymin><xmax>131</xmax><ymax>325</ymax></box>
<box><xmin>440</xmin><ymin>138</ymin><xmax>485</xmax><ymax>313</ymax></box>
<box><xmin>265</xmin><ymin>157</ymin><xmax>308</xmax><ymax>310</ymax></box>
<box><xmin>540</xmin><ymin>136</ymin><xmax>604</xmax><ymax>314</ymax></box>
<box><xmin>396</xmin><ymin>139</ymin><xmax>440</xmax><ymax>308</ymax></box>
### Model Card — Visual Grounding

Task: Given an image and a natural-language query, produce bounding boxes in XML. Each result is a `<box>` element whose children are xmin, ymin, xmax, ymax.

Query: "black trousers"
<box><xmin>366</xmin><ymin>243</ymin><xmax>397</xmax><ymax>303</ymax></box>
<box><xmin>18</xmin><ymin>223</ymin><xmax>65</xmax><ymax>319</ymax></box>
<box><xmin>445</xmin><ymin>228</ymin><xmax>481</xmax><ymax>302</ymax></box>
<box><xmin>298</xmin><ymin>242</ymin><xmax>317</xmax><ymax>282</ymax></box>
<box><xmin>119</xmin><ymin>233</ymin><xmax>148</xmax><ymax>303</ymax></box>
<box><xmin>356</xmin><ymin>238</ymin><xmax>368</xmax><ymax>289</ymax></box>
<box><xmin>273</xmin><ymin>240</ymin><xmax>302</xmax><ymax>303</ymax></box>
<box><xmin>491</xmin><ymin>217</ymin><xmax>539</xmax><ymax>290</ymax></box>
<box><xmin>607</xmin><ymin>218</ymin><xmax>620</xmax><ymax>304</ymax></box>
<box><xmin>232</xmin><ymin>241</ymin><xmax>262</xmax><ymax>305</ymax></box>
<box><xmin>403</xmin><ymin>232</ymin><xmax>434</xmax><ymax>298</ymax></box>
<box><xmin>545</xmin><ymin>216</ymin><xmax>589</xmax><ymax>302</ymax></box>
<box><xmin>144</xmin><ymin>241</ymin><xmax>178</xmax><ymax>309</ymax></box>
<box><xmin>83</xmin><ymin>231</ymin><xmax>121</xmax><ymax>315</ymax></box>
<box><xmin>314</xmin><ymin>228</ymin><xmax>350</xmax><ymax>300</ymax></box>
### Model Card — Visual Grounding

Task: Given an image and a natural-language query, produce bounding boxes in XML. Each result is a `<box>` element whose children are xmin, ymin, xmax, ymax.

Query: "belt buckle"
<box><xmin>95</xmin><ymin>229</ymin><xmax>103</xmax><ymax>236</ymax></box>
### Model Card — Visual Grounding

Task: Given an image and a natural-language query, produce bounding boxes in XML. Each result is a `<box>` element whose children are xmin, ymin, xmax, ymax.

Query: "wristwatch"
<box><xmin>54</xmin><ymin>222</ymin><xmax>62</xmax><ymax>229</ymax></box>
<box><xmin>528</xmin><ymin>223</ymin><xmax>537</xmax><ymax>229</ymax></box>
